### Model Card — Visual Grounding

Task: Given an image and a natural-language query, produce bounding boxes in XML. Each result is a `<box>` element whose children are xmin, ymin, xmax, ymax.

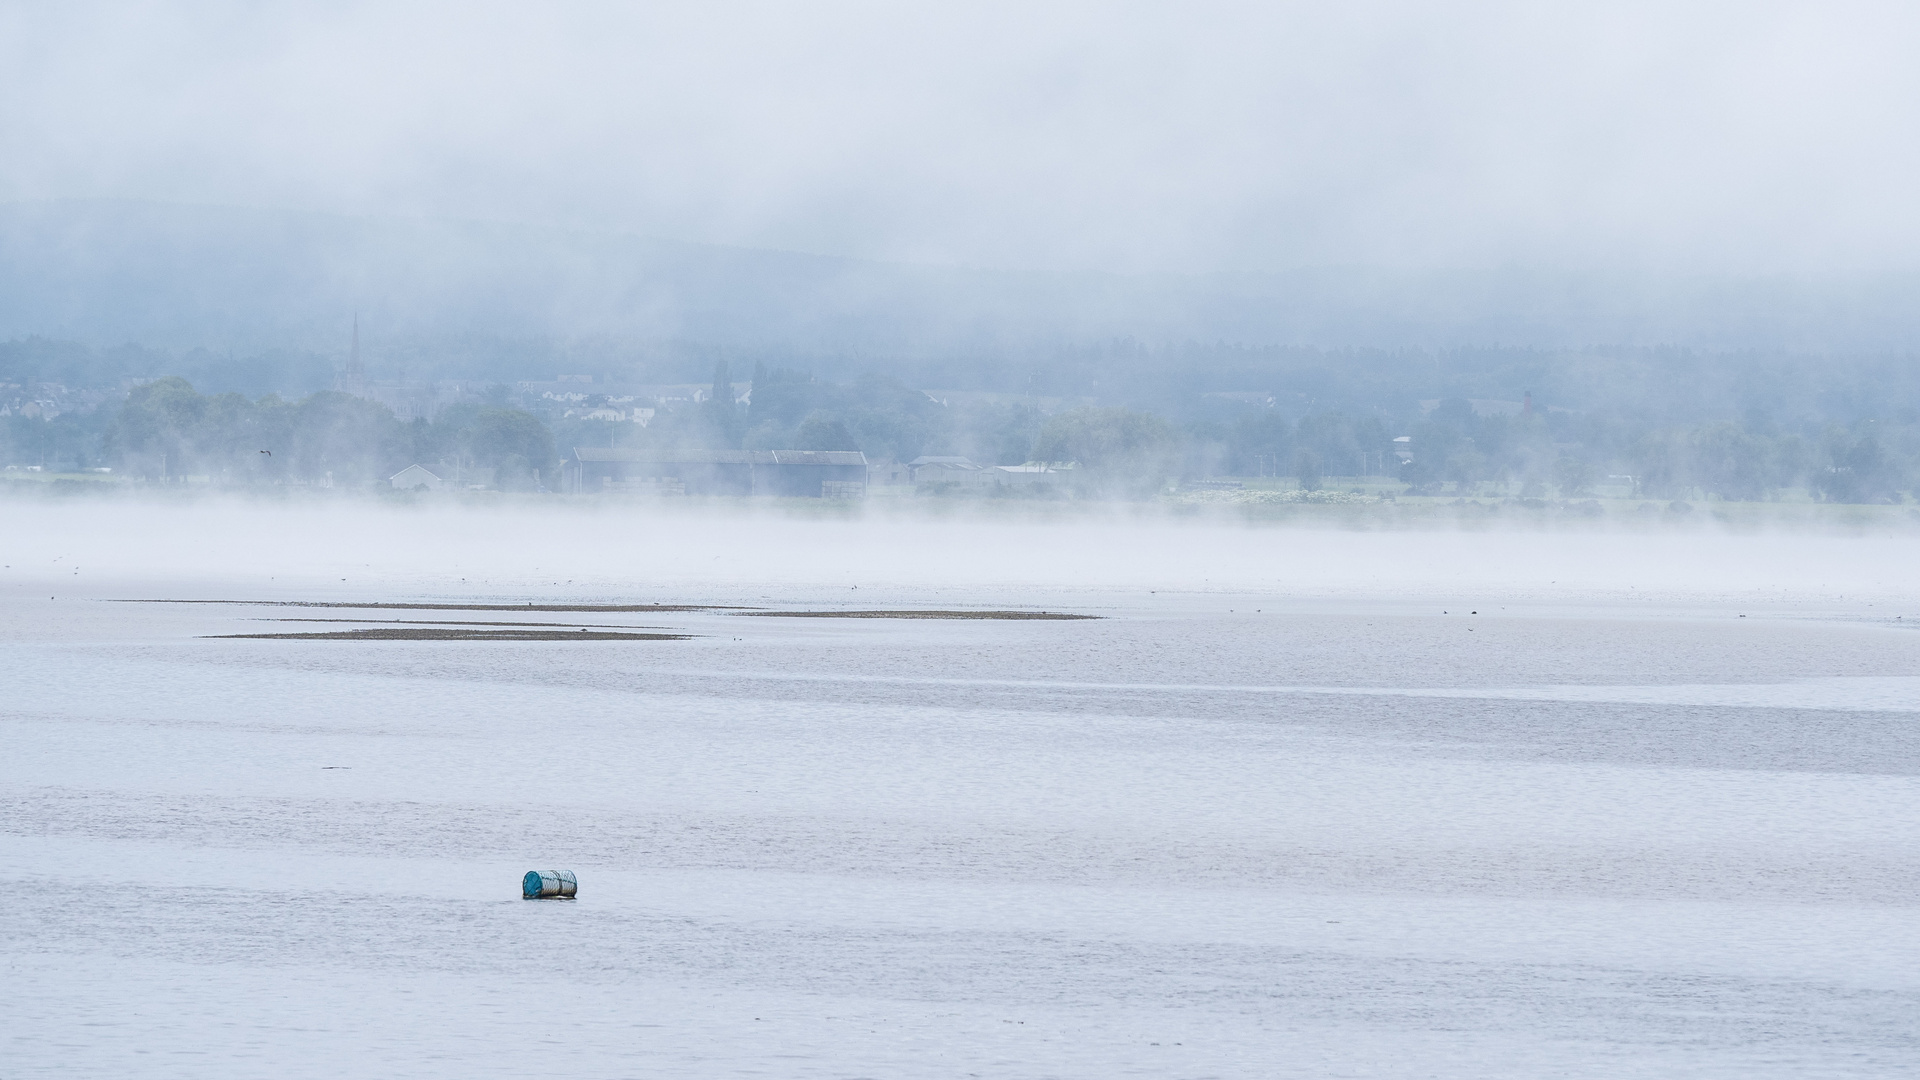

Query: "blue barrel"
<box><xmin>522</xmin><ymin>870</ymin><xmax>577</xmax><ymax>899</ymax></box>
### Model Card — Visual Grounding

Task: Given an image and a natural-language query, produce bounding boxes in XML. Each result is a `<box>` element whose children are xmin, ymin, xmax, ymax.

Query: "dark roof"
<box><xmin>575</xmin><ymin>448</ymin><xmax>746</xmax><ymax>464</ymax></box>
<box><xmin>762</xmin><ymin>450</ymin><xmax>868</xmax><ymax>465</ymax></box>
<box><xmin>573</xmin><ymin>448</ymin><xmax>867</xmax><ymax>466</ymax></box>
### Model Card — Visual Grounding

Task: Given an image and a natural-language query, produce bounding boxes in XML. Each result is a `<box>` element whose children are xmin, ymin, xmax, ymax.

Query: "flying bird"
<box><xmin>259</xmin><ymin>450</ymin><xmax>271</xmax><ymax>456</ymax></box>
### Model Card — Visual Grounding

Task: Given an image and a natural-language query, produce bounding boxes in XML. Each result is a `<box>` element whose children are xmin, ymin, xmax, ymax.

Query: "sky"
<box><xmin>3</xmin><ymin>1</ymin><xmax>1919</xmax><ymax>277</ymax></box>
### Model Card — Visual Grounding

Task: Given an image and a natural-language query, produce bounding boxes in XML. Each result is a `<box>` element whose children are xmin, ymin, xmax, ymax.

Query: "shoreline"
<box><xmin>6</xmin><ymin>478</ymin><xmax>1919</xmax><ymax>533</ymax></box>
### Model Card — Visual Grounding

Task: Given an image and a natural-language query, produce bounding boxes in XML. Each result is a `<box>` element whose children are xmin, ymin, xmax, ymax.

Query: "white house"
<box><xmin>909</xmin><ymin>456</ymin><xmax>996</xmax><ymax>489</ymax></box>
<box><xmin>389</xmin><ymin>464</ymin><xmax>446</xmax><ymax>490</ymax></box>
<box><xmin>906</xmin><ymin>457</ymin><xmax>1077</xmax><ymax>492</ymax></box>
<box><xmin>867</xmin><ymin>459</ymin><xmax>912</xmax><ymax>486</ymax></box>
<box><xmin>993</xmin><ymin>462</ymin><xmax>1075</xmax><ymax>489</ymax></box>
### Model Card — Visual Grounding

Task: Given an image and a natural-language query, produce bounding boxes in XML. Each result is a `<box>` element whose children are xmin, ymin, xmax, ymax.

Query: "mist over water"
<box><xmin>5</xmin><ymin>498</ymin><xmax>1919</xmax><ymax>605</ymax></box>
<box><xmin>7</xmin><ymin>503</ymin><xmax>1920</xmax><ymax>1078</ymax></box>
<box><xmin>8</xmin><ymin>4</ymin><xmax>1920</xmax><ymax>1078</ymax></box>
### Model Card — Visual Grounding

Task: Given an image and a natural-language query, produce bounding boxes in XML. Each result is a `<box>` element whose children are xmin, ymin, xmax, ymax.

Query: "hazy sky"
<box><xmin>4</xmin><ymin>1</ymin><xmax>1918</xmax><ymax>275</ymax></box>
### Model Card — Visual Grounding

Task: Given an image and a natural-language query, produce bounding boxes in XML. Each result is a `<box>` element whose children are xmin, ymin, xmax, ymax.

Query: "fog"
<box><xmin>7</xmin><ymin>4</ymin><xmax>1920</xmax><ymax>541</ymax></box>
<box><xmin>8</xmin><ymin>6</ymin><xmax>1920</xmax><ymax>370</ymax></box>
<box><xmin>10</xmin><ymin>11</ymin><xmax>1920</xmax><ymax>1078</ymax></box>
<box><xmin>6</xmin><ymin>6</ymin><xmax>1920</xmax><ymax>570</ymax></box>
<box><xmin>9</xmin><ymin>501</ymin><xmax>1920</xmax><ymax>1078</ymax></box>
<box><xmin>7</xmin><ymin>2</ymin><xmax>1920</xmax><ymax>277</ymax></box>
<box><xmin>11</xmin><ymin>497</ymin><xmax>1920</xmax><ymax>603</ymax></box>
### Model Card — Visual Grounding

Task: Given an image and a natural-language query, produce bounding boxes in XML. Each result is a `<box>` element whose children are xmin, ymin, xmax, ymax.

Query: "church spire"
<box><xmin>338</xmin><ymin>314</ymin><xmax>366</xmax><ymax>394</ymax></box>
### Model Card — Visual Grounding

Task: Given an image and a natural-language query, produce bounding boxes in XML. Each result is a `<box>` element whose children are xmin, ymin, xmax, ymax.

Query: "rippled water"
<box><xmin>4</xmin><ymin>507</ymin><xmax>1920</xmax><ymax>1077</ymax></box>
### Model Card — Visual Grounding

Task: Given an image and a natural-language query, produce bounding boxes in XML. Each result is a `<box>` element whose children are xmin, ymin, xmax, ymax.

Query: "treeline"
<box><xmin>1620</xmin><ymin>420</ymin><xmax>1904</xmax><ymax>502</ymax></box>
<box><xmin>1380</xmin><ymin>399</ymin><xmax>1911</xmax><ymax>501</ymax></box>
<box><xmin>553</xmin><ymin>362</ymin><xmax>1049</xmax><ymax>467</ymax></box>
<box><xmin>0</xmin><ymin>336</ymin><xmax>335</xmax><ymax>397</ymax></box>
<box><xmin>23</xmin><ymin>331</ymin><xmax>1920</xmax><ymax>430</ymax></box>
<box><xmin>6</xmin><ymin>364</ymin><xmax>1920</xmax><ymax>503</ymax></box>
<box><xmin>2</xmin><ymin>409</ymin><xmax>102</xmax><ymax>472</ymax></box>
<box><xmin>91</xmin><ymin>377</ymin><xmax>552</xmax><ymax>488</ymax></box>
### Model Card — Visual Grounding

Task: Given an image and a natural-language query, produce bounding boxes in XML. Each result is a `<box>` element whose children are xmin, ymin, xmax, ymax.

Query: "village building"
<box><xmin>867</xmin><ymin>459</ymin><xmax>912</xmax><ymax>486</ymax></box>
<box><xmin>389</xmin><ymin>463</ymin><xmax>497</xmax><ymax>491</ymax></box>
<box><xmin>564</xmin><ymin>448</ymin><xmax>868</xmax><ymax>497</ymax></box>
<box><xmin>389</xmin><ymin>464</ymin><xmax>446</xmax><ymax>490</ymax></box>
<box><xmin>908</xmin><ymin>456</ymin><xmax>996</xmax><ymax>489</ymax></box>
<box><xmin>992</xmin><ymin>462</ymin><xmax>1075</xmax><ymax>489</ymax></box>
<box><xmin>907</xmin><ymin>456</ymin><xmax>1076</xmax><ymax>492</ymax></box>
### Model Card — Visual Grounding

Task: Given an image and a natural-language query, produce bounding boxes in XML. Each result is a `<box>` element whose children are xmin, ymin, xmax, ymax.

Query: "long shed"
<box><xmin>566</xmin><ymin>448</ymin><xmax>868</xmax><ymax>497</ymax></box>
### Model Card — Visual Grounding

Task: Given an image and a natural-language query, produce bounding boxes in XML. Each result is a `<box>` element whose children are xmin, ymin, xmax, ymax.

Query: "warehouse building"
<box><xmin>564</xmin><ymin>448</ymin><xmax>868</xmax><ymax>497</ymax></box>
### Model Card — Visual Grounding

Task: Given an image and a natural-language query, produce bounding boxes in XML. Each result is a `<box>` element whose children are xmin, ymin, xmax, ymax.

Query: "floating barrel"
<box><xmin>522</xmin><ymin>870</ymin><xmax>577</xmax><ymax>899</ymax></box>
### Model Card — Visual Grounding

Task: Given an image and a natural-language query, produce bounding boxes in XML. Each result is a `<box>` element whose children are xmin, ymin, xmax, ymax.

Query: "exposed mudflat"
<box><xmin>116</xmin><ymin>600</ymin><xmax>743</xmax><ymax>612</ymax></box>
<box><xmin>736</xmin><ymin>609</ymin><xmax>1098</xmax><ymax>619</ymax></box>
<box><xmin>207</xmin><ymin>627</ymin><xmax>692</xmax><ymax>641</ymax></box>
<box><xmin>254</xmin><ymin>618</ymin><xmax>672</xmax><ymax>629</ymax></box>
<box><xmin>127</xmin><ymin>600</ymin><xmax>1100</xmax><ymax>621</ymax></box>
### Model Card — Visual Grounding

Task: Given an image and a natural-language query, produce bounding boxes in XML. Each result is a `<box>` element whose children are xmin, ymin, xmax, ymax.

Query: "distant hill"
<box><xmin>4</xmin><ymin>198</ymin><xmax>1920</xmax><ymax>365</ymax></box>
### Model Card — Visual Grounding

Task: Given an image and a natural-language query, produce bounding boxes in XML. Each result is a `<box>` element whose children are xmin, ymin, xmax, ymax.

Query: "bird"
<box><xmin>259</xmin><ymin>450</ymin><xmax>271</xmax><ymax>456</ymax></box>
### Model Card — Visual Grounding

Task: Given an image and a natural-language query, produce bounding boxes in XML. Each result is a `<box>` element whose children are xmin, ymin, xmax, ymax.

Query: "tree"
<box><xmin>746</xmin><ymin>366</ymin><xmax>819</xmax><ymax>430</ymax></box>
<box><xmin>110</xmin><ymin>376</ymin><xmax>207</xmax><ymax>479</ymax></box>
<box><xmin>284</xmin><ymin>392</ymin><xmax>409</xmax><ymax>485</ymax></box>
<box><xmin>1631</xmin><ymin>430</ymin><xmax>1688</xmax><ymax>498</ymax></box>
<box><xmin>465</xmin><ymin>407</ymin><xmax>556</xmax><ymax>489</ymax></box>
<box><xmin>701</xmin><ymin>361</ymin><xmax>743</xmax><ymax>447</ymax></box>
<box><xmin>1404</xmin><ymin>416</ymin><xmax>1470</xmax><ymax>493</ymax></box>
<box><xmin>834</xmin><ymin>374</ymin><xmax>947</xmax><ymax>462</ymax></box>
<box><xmin>1817</xmin><ymin>428</ymin><xmax>1903</xmax><ymax>503</ymax></box>
<box><xmin>1552</xmin><ymin>455</ymin><xmax>1595</xmax><ymax>498</ymax></box>
<box><xmin>1030</xmin><ymin>407</ymin><xmax>1180</xmax><ymax>498</ymax></box>
<box><xmin>1293</xmin><ymin>450</ymin><xmax>1322</xmax><ymax>491</ymax></box>
<box><xmin>1295</xmin><ymin>412</ymin><xmax>1389</xmax><ymax>476</ymax></box>
<box><xmin>1687</xmin><ymin>422</ymin><xmax>1769</xmax><ymax>501</ymax></box>
<box><xmin>1228</xmin><ymin>412</ymin><xmax>1291</xmax><ymax>476</ymax></box>
<box><xmin>795</xmin><ymin>411</ymin><xmax>860</xmax><ymax>451</ymax></box>
<box><xmin>961</xmin><ymin>401</ymin><xmax>1043</xmax><ymax>466</ymax></box>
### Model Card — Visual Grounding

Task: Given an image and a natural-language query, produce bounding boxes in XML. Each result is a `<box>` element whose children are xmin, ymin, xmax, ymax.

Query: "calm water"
<box><xmin>4</xmin><ymin>508</ymin><xmax>1920</xmax><ymax>1077</ymax></box>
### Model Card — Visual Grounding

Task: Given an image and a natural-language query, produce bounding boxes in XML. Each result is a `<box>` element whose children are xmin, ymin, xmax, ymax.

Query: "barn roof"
<box><xmin>573</xmin><ymin>448</ymin><xmax>866</xmax><ymax>466</ymax></box>
<box><xmin>763</xmin><ymin>450</ymin><xmax>868</xmax><ymax>465</ymax></box>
